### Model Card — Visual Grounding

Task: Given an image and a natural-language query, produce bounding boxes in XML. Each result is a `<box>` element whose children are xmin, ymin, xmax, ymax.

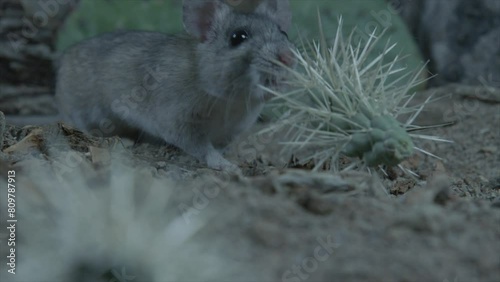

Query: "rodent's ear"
<box><xmin>182</xmin><ymin>0</ymin><xmax>229</xmax><ymax>41</ymax></box>
<box><xmin>254</xmin><ymin>0</ymin><xmax>292</xmax><ymax>32</ymax></box>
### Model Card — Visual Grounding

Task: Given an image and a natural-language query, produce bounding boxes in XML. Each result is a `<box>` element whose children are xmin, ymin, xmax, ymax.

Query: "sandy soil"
<box><xmin>0</xmin><ymin>84</ymin><xmax>499</xmax><ymax>282</ymax></box>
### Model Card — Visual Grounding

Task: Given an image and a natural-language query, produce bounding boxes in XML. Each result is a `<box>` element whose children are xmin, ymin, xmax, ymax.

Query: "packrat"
<box><xmin>56</xmin><ymin>0</ymin><xmax>296</xmax><ymax>171</ymax></box>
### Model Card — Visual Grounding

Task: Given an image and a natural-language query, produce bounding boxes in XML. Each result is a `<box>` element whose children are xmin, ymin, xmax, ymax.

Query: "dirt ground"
<box><xmin>0</xmin><ymin>84</ymin><xmax>499</xmax><ymax>282</ymax></box>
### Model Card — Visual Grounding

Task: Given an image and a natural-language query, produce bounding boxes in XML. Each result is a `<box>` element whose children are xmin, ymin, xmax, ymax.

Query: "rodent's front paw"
<box><xmin>206</xmin><ymin>151</ymin><xmax>240</xmax><ymax>173</ymax></box>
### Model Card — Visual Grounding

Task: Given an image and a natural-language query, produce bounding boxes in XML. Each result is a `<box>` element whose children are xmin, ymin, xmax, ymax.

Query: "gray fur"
<box><xmin>56</xmin><ymin>0</ymin><xmax>295</xmax><ymax>171</ymax></box>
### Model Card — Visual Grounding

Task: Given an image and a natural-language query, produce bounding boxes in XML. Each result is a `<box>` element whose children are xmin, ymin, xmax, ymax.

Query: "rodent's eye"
<box><xmin>230</xmin><ymin>29</ymin><xmax>250</xmax><ymax>47</ymax></box>
<box><xmin>280</xmin><ymin>30</ymin><xmax>288</xmax><ymax>39</ymax></box>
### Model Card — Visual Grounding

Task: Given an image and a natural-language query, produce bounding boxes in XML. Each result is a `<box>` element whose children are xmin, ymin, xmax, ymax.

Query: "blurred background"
<box><xmin>0</xmin><ymin>0</ymin><xmax>499</xmax><ymax>116</ymax></box>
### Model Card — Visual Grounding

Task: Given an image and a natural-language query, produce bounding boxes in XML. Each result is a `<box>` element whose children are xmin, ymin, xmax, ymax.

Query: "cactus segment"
<box><xmin>342</xmin><ymin>114</ymin><xmax>414</xmax><ymax>166</ymax></box>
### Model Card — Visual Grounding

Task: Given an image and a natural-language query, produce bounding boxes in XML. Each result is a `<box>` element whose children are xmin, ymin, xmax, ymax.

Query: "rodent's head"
<box><xmin>183</xmin><ymin>0</ymin><xmax>296</xmax><ymax>100</ymax></box>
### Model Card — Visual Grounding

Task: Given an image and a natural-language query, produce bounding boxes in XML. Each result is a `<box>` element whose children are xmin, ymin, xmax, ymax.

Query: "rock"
<box><xmin>0</xmin><ymin>0</ymin><xmax>79</xmax><ymax>115</ymax></box>
<box><xmin>392</xmin><ymin>0</ymin><xmax>500</xmax><ymax>86</ymax></box>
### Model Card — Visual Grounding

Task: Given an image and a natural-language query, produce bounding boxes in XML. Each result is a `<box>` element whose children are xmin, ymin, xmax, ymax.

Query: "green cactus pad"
<box><xmin>343</xmin><ymin>114</ymin><xmax>414</xmax><ymax>166</ymax></box>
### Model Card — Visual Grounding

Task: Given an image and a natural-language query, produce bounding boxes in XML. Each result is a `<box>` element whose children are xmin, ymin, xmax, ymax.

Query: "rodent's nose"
<box><xmin>278</xmin><ymin>49</ymin><xmax>295</xmax><ymax>67</ymax></box>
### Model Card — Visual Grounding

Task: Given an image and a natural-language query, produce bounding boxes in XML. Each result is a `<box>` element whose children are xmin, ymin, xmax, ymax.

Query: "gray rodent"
<box><xmin>55</xmin><ymin>0</ymin><xmax>296</xmax><ymax>171</ymax></box>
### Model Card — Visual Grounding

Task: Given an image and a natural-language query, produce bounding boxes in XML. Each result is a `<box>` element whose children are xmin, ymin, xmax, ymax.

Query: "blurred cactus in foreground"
<box><xmin>263</xmin><ymin>17</ymin><xmax>449</xmax><ymax>172</ymax></box>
